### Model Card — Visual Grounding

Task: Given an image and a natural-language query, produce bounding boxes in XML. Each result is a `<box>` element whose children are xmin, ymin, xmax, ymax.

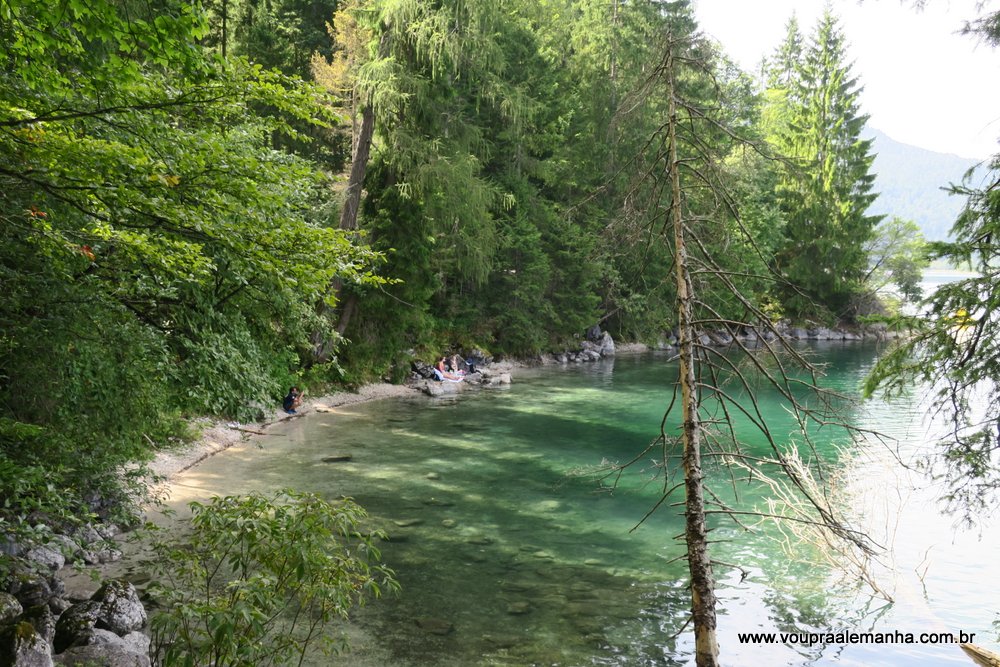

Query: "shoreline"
<box><xmin>146</xmin><ymin>336</ymin><xmax>868</xmax><ymax>486</ymax></box>
<box><xmin>149</xmin><ymin>382</ymin><xmax>421</xmax><ymax>484</ymax></box>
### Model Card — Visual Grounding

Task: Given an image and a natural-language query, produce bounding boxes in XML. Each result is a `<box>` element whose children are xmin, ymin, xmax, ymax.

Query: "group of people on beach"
<box><xmin>283</xmin><ymin>353</ymin><xmax>479</xmax><ymax>411</ymax></box>
<box><xmin>433</xmin><ymin>355</ymin><xmax>466</xmax><ymax>381</ymax></box>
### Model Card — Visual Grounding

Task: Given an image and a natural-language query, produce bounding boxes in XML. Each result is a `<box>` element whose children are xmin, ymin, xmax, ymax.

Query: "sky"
<box><xmin>692</xmin><ymin>0</ymin><xmax>1000</xmax><ymax>159</ymax></box>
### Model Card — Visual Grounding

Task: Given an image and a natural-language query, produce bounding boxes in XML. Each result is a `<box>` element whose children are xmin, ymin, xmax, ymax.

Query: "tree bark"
<box><xmin>339</xmin><ymin>103</ymin><xmax>375</xmax><ymax>235</ymax></box>
<box><xmin>666</xmin><ymin>44</ymin><xmax>720</xmax><ymax>667</ymax></box>
<box><xmin>310</xmin><ymin>103</ymin><xmax>374</xmax><ymax>361</ymax></box>
<box><xmin>331</xmin><ymin>103</ymin><xmax>375</xmax><ymax>334</ymax></box>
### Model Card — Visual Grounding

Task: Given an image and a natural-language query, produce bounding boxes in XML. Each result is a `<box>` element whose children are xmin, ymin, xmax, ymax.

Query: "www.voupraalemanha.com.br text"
<box><xmin>737</xmin><ymin>630</ymin><xmax>977</xmax><ymax>646</ymax></box>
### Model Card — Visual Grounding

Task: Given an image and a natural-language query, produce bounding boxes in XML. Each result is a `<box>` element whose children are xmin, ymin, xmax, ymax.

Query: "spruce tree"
<box><xmin>768</xmin><ymin>9</ymin><xmax>881</xmax><ymax>320</ymax></box>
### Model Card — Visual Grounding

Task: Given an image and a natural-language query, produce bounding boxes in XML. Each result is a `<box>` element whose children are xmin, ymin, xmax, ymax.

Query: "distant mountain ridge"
<box><xmin>866</xmin><ymin>128</ymin><xmax>984</xmax><ymax>241</ymax></box>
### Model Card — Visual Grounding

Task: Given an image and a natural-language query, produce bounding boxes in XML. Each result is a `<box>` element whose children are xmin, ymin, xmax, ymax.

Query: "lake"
<box><xmin>163</xmin><ymin>344</ymin><xmax>1000</xmax><ymax>666</ymax></box>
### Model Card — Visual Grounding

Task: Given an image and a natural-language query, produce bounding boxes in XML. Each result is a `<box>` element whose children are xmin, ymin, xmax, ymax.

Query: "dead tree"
<box><xmin>605</xmin><ymin>27</ymin><xmax>881</xmax><ymax>667</ymax></box>
<box><xmin>664</xmin><ymin>43</ymin><xmax>720</xmax><ymax>666</ymax></box>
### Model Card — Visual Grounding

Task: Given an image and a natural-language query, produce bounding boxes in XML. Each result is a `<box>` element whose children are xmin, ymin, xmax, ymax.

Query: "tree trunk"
<box><xmin>666</xmin><ymin>44</ymin><xmax>720</xmax><ymax>667</ymax></box>
<box><xmin>331</xmin><ymin>103</ymin><xmax>375</xmax><ymax>335</ymax></box>
<box><xmin>339</xmin><ymin>103</ymin><xmax>375</xmax><ymax>234</ymax></box>
<box><xmin>311</xmin><ymin>103</ymin><xmax>375</xmax><ymax>361</ymax></box>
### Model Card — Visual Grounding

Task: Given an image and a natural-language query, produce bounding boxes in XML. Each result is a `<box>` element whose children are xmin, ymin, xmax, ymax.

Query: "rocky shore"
<box><xmin>0</xmin><ymin>383</ymin><xmax>422</xmax><ymax>666</ymax></box>
<box><xmin>0</xmin><ymin>323</ymin><xmax>892</xmax><ymax>665</ymax></box>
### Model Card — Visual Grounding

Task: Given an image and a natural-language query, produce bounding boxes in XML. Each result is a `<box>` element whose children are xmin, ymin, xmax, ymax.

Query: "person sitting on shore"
<box><xmin>282</xmin><ymin>386</ymin><xmax>303</xmax><ymax>414</ymax></box>
<box><xmin>435</xmin><ymin>357</ymin><xmax>463</xmax><ymax>381</ymax></box>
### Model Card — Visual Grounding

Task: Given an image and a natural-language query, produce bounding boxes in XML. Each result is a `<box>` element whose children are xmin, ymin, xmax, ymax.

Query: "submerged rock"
<box><xmin>506</xmin><ymin>601</ymin><xmax>532</xmax><ymax>615</ymax></box>
<box><xmin>414</xmin><ymin>617</ymin><xmax>454</xmax><ymax>636</ymax></box>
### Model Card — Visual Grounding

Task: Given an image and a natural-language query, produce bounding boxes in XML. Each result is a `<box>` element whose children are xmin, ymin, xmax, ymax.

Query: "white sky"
<box><xmin>692</xmin><ymin>0</ymin><xmax>1000</xmax><ymax>159</ymax></box>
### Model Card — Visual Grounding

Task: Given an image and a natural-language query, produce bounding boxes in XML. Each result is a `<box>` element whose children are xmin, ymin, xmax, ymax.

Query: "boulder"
<box><xmin>81</xmin><ymin>542</ymin><xmax>122</xmax><ymax>565</ymax></box>
<box><xmin>47</xmin><ymin>536</ymin><xmax>82</xmax><ymax>565</ymax></box>
<box><xmin>24</xmin><ymin>546</ymin><xmax>65</xmax><ymax>573</ymax></box>
<box><xmin>422</xmin><ymin>381</ymin><xmax>457</xmax><ymax>397</ymax></box>
<box><xmin>598</xmin><ymin>332</ymin><xmax>615</xmax><ymax>357</ymax></box>
<box><xmin>21</xmin><ymin>604</ymin><xmax>56</xmax><ymax>647</ymax></box>
<box><xmin>92</xmin><ymin>581</ymin><xmax>146</xmax><ymax>636</ymax></box>
<box><xmin>585</xmin><ymin>324</ymin><xmax>602</xmax><ymax>342</ymax></box>
<box><xmin>0</xmin><ymin>536</ymin><xmax>22</xmax><ymax>558</ymax></box>
<box><xmin>47</xmin><ymin>599</ymin><xmax>71</xmax><ymax>616</ymax></box>
<box><xmin>0</xmin><ymin>592</ymin><xmax>22</xmax><ymax>624</ymax></box>
<box><xmin>709</xmin><ymin>330</ymin><xmax>734</xmax><ymax>346</ymax></box>
<box><xmin>0</xmin><ymin>621</ymin><xmax>54</xmax><ymax>667</ymax></box>
<box><xmin>6</xmin><ymin>570</ymin><xmax>54</xmax><ymax>609</ymax></box>
<box><xmin>72</xmin><ymin>526</ymin><xmax>102</xmax><ymax>548</ymax></box>
<box><xmin>411</xmin><ymin>360</ymin><xmax>437</xmax><ymax>380</ymax></box>
<box><xmin>656</xmin><ymin>336</ymin><xmax>677</xmax><ymax>351</ymax></box>
<box><xmin>119</xmin><ymin>633</ymin><xmax>149</xmax><ymax>658</ymax></box>
<box><xmin>506</xmin><ymin>601</ymin><xmax>532</xmax><ymax>615</ymax></box>
<box><xmin>807</xmin><ymin>327</ymin><xmax>834</xmax><ymax>340</ymax></box>
<box><xmin>94</xmin><ymin>548</ymin><xmax>123</xmax><ymax>565</ymax></box>
<box><xmin>84</xmin><ymin>629</ymin><xmax>125</xmax><ymax>648</ymax></box>
<box><xmin>53</xmin><ymin>645</ymin><xmax>150</xmax><ymax>667</ymax></box>
<box><xmin>95</xmin><ymin>525</ymin><xmax>119</xmax><ymax>541</ymax></box>
<box><xmin>53</xmin><ymin>601</ymin><xmax>101</xmax><ymax>653</ymax></box>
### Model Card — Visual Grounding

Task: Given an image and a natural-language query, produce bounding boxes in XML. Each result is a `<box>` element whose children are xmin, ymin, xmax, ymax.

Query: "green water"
<box><xmin>168</xmin><ymin>345</ymin><xmax>1000</xmax><ymax>666</ymax></box>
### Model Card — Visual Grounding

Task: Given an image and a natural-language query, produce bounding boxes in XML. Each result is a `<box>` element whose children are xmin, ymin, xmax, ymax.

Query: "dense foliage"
<box><xmin>0</xmin><ymin>0</ymin><xmax>944</xmax><ymax>536</ymax></box>
<box><xmin>149</xmin><ymin>490</ymin><xmax>396</xmax><ymax>666</ymax></box>
<box><xmin>0</xmin><ymin>0</ymin><xmax>381</xmax><ymax>530</ymax></box>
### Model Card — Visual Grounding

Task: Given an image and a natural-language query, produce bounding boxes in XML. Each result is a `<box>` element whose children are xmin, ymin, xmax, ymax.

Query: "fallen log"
<box><xmin>962</xmin><ymin>643</ymin><xmax>1000</xmax><ymax>667</ymax></box>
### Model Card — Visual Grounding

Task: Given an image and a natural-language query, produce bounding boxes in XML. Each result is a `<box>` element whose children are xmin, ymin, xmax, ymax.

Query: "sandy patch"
<box><xmin>149</xmin><ymin>383</ymin><xmax>420</xmax><ymax>483</ymax></box>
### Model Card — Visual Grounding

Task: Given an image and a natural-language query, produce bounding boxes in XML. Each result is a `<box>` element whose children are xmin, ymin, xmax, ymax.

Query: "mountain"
<box><xmin>865</xmin><ymin>128</ymin><xmax>984</xmax><ymax>241</ymax></box>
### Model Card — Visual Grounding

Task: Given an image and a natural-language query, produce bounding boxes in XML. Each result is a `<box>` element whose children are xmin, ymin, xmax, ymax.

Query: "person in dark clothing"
<box><xmin>282</xmin><ymin>386</ymin><xmax>302</xmax><ymax>414</ymax></box>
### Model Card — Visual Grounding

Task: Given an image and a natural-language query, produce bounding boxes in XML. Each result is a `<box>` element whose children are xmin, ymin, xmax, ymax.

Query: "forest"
<box><xmin>2</xmin><ymin>0</ymin><xmax>1000</xmax><ymax>664</ymax></box>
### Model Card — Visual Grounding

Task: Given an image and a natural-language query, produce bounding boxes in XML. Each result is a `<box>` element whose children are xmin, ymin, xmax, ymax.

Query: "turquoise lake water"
<box><xmin>164</xmin><ymin>344</ymin><xmax>1000</xmax><ymax>666</ymax></box>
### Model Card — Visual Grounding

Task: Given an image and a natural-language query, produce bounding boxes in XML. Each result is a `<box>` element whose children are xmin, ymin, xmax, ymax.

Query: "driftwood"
<box><xmin>963</xmin><ymin>643</ymin><xmax>1000</xmax><ymax>667</ymax></box>
<box><xmin>231</xmin><ymin>427</ymin><xmax>271</xmax><ymax>436</ymax></box>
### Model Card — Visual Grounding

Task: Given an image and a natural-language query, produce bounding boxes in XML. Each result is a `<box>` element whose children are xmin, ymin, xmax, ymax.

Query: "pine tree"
<box><xmin>768</xmin><ymin>9</ymin><xmax>881</xmax><ymax>319</ymax></box>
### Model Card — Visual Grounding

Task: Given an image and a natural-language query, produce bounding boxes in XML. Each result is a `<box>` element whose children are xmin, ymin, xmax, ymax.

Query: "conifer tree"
<box><xmin>767</xmin><ymin>10</ymin><xmax>881</xmax><ymax>319</ymax></box>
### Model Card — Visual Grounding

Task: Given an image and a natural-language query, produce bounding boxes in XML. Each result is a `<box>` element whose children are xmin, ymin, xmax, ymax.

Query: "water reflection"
<box><xmin>159</xmin><ymin>348</ymin><xmax>1000</xmax><ymax>666</ymax></box>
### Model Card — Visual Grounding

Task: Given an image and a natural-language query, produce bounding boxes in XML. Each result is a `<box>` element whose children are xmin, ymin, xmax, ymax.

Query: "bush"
<box><xmin>148</xmin><ymin>490</ymin><xmax>398</xmax><ymax>667</ymax></box>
